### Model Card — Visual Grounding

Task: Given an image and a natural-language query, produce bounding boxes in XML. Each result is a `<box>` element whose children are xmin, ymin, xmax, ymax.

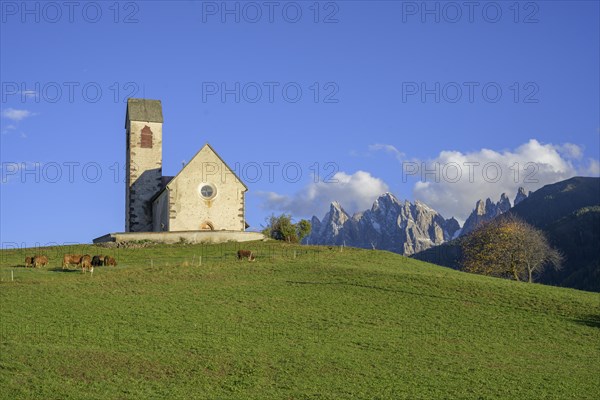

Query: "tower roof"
<box><xmin>125</xmin><ymin>98</ymin><xmax>163</xmax><ymax>127</ymax></box>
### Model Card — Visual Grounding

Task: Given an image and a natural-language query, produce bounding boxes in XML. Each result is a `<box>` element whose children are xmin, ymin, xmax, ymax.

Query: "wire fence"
<box><xmin>0</xmin><ymin>242</ymin><xmax>358</xmax><ymax>277</ymax></box>
<box><xmin>124</xmin><ymin>242</ymin><xmax>354</xmax><ymax>268</ymax></box>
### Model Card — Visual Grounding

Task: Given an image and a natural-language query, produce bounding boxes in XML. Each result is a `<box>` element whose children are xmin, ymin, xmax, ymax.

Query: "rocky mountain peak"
<box><xmin>498</xmin><ymin>193</ymin><xmax>511</xmax><ymax>213</ymax></box>
<box><xmin>330</xmin><ymin>200</ymin><xmax>345</xmax><ymax>212</ymax></box>
<box><xmin>474</xmin><ymin>199</ymin><xmax>486</xmax><ymax>215</ymax></box>
<box><xmin>445</xmin><ymin>217</ymin><xmax>461</xmax><ymax>239</ymax></box>
<box><xmin>514</xmin><ymin>187</ymin><xmax>528</xmax><ymax>205</ymax></box>
<box><xmin>305</xmin><ymin>202</ymin><xmax>350</xmax><ymax>244</ymax></box>
<box><xmin>373</xmin><ymin>192</ymin><xmax>400</xmax><ymax>209</ymax></box>
<box><xmin>328</xmin><ymin>201</ymin><xmax>349</xmax><ymax>222</ymax></box>
<box><xmin>461</xmin><ymin>191</ymin><xmax>518</xmax><ymax>236</ymax></box>
<box><xmin>414</xmin><ymin>199</ymin><xmax>434</xmax><ymax>210</ymax></box>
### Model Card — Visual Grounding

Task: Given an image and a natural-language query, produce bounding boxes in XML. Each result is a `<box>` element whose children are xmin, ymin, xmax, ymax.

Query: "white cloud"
<box><xmin>1</xmin><ymin>108</ymin><xmax>35</xmax><ymax>122</ymax></box>
<box><xmin>261</xmin><ymin>139</ymin><xmax>598</xmax><ymax>223</ymax></box>
<box><xmin>259</xmin><ymin>170</ymin><xmax>389</xmax><ymax>218</ymax></box>
<box><xmin>410</xmin><ymin>139</ymin><xmax>597</xmax><ymax>222</ymax></box>
<box><xmin>558</xmin><ymin>143</ymin><xmax>584</xmax><ymax>160</ymax></box>
<box><xmin>351</xmin><ymin>143</ymin><xmax>406</xmax><ymax>161</ymax></box>
<box><xmin>368</xmin><ymin>143</ymin><xmax>405</xmax><ymax>160</ymax></box>
<box><xmin>585</xmin><ymin>158</ymin><xmax>600</xmax><ymax>176</ymax></box>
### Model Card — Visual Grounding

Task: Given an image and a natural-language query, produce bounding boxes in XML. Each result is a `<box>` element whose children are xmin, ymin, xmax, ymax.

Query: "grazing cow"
<box><xmin>81</xmin><ymin>254</ymin><xmax>93</xmax><ymax>274</ymax></box>
<box><xmin>237</xmin><ymin>250</ymin><xmax>256</xmax><ymax>261</ymax></box>
<box><xmin>91</xmin><ymin>255</ymin><xmax>104</xmax><ymax>267</ymax></box>
<box><xmin>33</xmin><ymin>255</ymin><xmax>48</xmax><ymax>268</ymax></box>
<box><xmin>25</xmin><ymin>256</ymin><xmax>34</xmax><ymax>268</ymax></box>
<box><xmin>105</xmin><ymin>256</ymin><xmax>117</xmax><ymax>267</ymax></box>
<box><xmin>62</xmin><ymin>254</ymin><xmax>83</xmax><ymax>270</ymax></box>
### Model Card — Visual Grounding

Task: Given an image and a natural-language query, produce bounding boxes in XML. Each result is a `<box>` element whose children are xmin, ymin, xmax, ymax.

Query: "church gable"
<box><xmin>162</xmin><ymin>143</ymin><xmax>247</xmax><ymax>232</ymax></box>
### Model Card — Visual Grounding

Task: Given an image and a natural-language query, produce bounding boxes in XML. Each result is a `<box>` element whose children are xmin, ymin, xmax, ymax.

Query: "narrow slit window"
<box><xmin>141</xmin><ymin>125</ymin><xmax>153</xmax><ymax>148</ymax></box>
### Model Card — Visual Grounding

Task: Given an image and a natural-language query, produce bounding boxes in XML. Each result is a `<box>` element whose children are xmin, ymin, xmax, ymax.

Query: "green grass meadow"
<box><xmin>1</xmin><ymin>241</ymin><xmax>598</xmax><ymax>399</ymax></box>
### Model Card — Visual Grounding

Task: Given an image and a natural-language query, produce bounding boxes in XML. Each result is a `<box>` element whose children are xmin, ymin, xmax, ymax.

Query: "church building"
<box><xmin>125</xmin><ymin>98</ymin><xmax>248</xmax><ymax>233</ymax></box>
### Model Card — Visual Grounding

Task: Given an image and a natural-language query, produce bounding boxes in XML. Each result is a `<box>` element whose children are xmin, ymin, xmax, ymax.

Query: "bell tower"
<box><xmin>125</xmin><ymin>98</ymin><xmax>163</xmax><ymax>232</ymax></box>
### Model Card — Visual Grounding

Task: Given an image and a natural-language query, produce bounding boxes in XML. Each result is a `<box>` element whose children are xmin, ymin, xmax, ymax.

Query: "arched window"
<box><xmin>141</xmin><ymin>125</ymin><xmax>153</xmax><ymax>148</ymax></box>
<box><xmin>200</xmin><ymin>221</ymin><xmax>214</xmax><ymax>230</ymax></box>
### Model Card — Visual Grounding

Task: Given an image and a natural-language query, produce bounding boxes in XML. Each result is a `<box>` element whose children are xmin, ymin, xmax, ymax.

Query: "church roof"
<box><xmin>125</xmin><ymin>98</ymin><xmax>163</xmax><ymax>127</ymax></box>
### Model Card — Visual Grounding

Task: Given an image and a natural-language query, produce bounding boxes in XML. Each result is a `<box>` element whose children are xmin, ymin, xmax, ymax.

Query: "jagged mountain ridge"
<box><xmin>306</xmin><ymin>193</ymin><xmax>460</xmax><ymax>255</ymax></box>
<box><xmin>306</xmin><ymin>188</ymin><xmax>529</xmax><ymax>255</ymax></box>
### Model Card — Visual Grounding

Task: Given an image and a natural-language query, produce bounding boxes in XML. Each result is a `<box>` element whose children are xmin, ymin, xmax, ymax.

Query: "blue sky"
<box><xmin>1</xmin><ymin>0</ymin><xmax>599</xmax><ymax>246</ymax></box>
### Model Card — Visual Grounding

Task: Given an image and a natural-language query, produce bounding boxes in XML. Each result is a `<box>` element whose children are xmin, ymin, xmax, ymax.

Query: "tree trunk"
<box><xmin>511</xmin><ymin>261</ymin><xmax>520</xmax><ymax>281</ymax></box>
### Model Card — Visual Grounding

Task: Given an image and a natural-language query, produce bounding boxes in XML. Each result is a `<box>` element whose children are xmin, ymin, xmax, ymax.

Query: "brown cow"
<box><xmin>81</xmin><ymin>254</ymin><xmax>93</xmax><ymax>274</ymax></box>
<box><xmin>25</xmin><ymin>256</ymin><xmax>34</xmax><ymax>268</ymax></box>
<box><xmin>105</xmin><ymin>256</ymin><xmax>117</xmax><ymax>267</ymax></box>
<box><xmin>237</xmin><ymin>250</ymin><xmax>256</xmax><ymax>261</ymax></box>
<box><xmin>33</xmin><ymin>255</ymin><xmax>48</xmax><ymax>268</ymax></box>
<box><xmin>62</xmin><ymin>254</ymin><xmax>83</xmax><ymax>270</ymax></box>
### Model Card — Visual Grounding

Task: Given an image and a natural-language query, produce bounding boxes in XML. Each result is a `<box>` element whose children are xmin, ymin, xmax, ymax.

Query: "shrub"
<box><xmin>262</xmin><ymin>214</ymin><xmax>312</xmax><ymax>243</ymax></box>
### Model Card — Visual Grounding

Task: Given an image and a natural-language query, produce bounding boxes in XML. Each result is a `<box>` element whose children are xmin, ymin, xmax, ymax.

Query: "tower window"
<box><xmin>141</xmin><ymin>125</ymin><xmax>153</xmax><ymax>148</ymax></box>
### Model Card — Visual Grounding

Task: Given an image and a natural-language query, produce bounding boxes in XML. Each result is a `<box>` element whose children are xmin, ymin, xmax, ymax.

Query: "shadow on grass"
<box><xmin>573</xmin><ymin>314</ymin><xmax>600</xmax><ymax>329</ymax></box>
<box><xmin>48</xmin><ymin>267</ymin><xmax>80</xmax><ymax>273</ymax></box>
<box><xmin>287</xmin><ymin>280</ymin><xmax>449</xmax><ymax>299</ymax></box>
<box><xmin>285</xmin><ymin>280</ymin><xmax>577</xmax><ymax>318</ymax></box>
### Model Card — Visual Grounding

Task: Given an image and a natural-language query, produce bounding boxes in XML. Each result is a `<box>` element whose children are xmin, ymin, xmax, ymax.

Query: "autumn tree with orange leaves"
<box><xmin>460</xmin><ymin>215</ymin><xmax>563</xmax><ymax>283</ymax></box>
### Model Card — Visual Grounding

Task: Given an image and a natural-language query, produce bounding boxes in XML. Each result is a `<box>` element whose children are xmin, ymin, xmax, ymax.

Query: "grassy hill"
<box><xmin>1</xmin><ymin>241</ymin><xmax>599</xmax><ymax>399</ymax></box>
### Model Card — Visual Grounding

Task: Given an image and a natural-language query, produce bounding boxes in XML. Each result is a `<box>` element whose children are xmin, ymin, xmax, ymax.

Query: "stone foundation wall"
<box><xmin>93</xmin><ymin>231</ymin><xmax>265</xmax><ymax>244</ymax></box>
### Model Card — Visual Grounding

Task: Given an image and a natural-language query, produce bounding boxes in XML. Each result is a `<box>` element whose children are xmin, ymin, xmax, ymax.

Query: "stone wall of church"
<box><xmin>167</xmin><ymin>146</ymin><xmax>246</xmax><ymax>231</ymax></box>
<box><xmin>152</xmin><ymin>189</ymin><xmax>169</xmax><ymax>232</ymax></box>
<box><xmin>126</xmin><ymin>120</ymin><xmax>163</xmax><ymax>232</ymax></box>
